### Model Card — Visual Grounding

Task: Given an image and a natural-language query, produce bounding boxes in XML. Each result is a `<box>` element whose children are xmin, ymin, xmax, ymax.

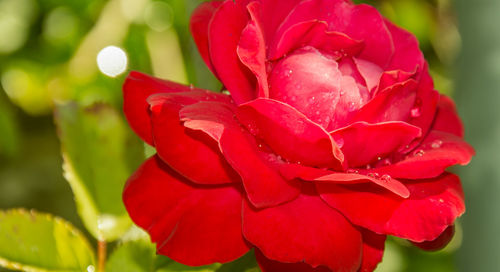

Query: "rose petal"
<box><xmin>243</xmin><ymin>185</ymin><xmax>362</xmax><ymax>271</ymax></box>
<box><xmin>256</xmin><ymin>250</ymin><xmax>331</xmax><ymax>272</ymax></box>
<box><xmin>237</xmin><ymin>98</ymin><xmax>345</xmax><ymax>170</ymax></box>
<box><xmin>260</xmin><ymin>0</ymin><xmax>304</xmax><ymax>42</ymax></box>
<box><xmin>331</xmin><ymin>121</ymin><xmax>422</xmax><ymax>167</ymax></box>
<box><xmin>179</xmin><ymin>100</ymin><xmax>301</xmax><ymax>208</ymax></box>
<box><xmin>353</xmin><ymin>57</ymin><xmax>384</xmax><ymax>93</ymax></box>
<box><xmin>269</xmin><ymin>20</ymin><xmax>364</xmax><ymax>60</ymax></box>
<box><xmin>273</xmin><ymin>0</ymin><xmax>394</xmax><ymax>67</ymax></box>
<box><xmin>433</xmin><ymin>95</ymin><xmax>464</xmax><ymax>137</ymax></box>
<box><xmin>147</xmin><ymin>91</ymin><xmax>239</xmax><ymax>185</ymax></box>
<box><xmin>317</xmin><ymin>173</ymin><xmax>465</xmax><ymax>242</ymax></box>
<box><xmin>365</xmin><ymin>130</ymin><xmax>475</xmax><ymax>180</ymax></box>
<box><xmin>209</xmin><ymin>0</ymin><xmax>256</xmax><ymax>104</ymax></box>
<box><xmin>238</xmin><ymin>1</ymin><xmax>269</xmax><ymax>97</ymax></box>
<box><xmin>412</xmin><ymin>225</ymin><xmax>455</xmax><ymax>251</ymax></box>
<box><xmin>190</xmin><ymin>1</ymin><xmax>223</xmax><ymax>75</ymax></box>
<box><xmin>123</xmin><ymin>71</ymin><xmax>194</xmax><ymax>145</ymax></box>
<box><xmin>359</xmin><ymin>230</ymin><xmax>386</xmax><ymax>272</ymax></box>
<box><xmin>385</xmin><ymin>20</ymin><xmax>425</xmax><ymax>73</ymax></box>
<box><xmin>352</xmin><ymin>79</ymin><xmax>418</xmax><ymax>124</ymax></box>
<box><xmin>123</xmin><ymin>156</ymin><xmax>250</xmax><ymax>265</ymax></box>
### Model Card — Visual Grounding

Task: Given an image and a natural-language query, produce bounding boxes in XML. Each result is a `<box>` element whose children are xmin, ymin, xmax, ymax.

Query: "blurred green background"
<box><xmin>0</xmin><ymin>0</ymin><xmax>492</xmax><ymax>271</ymax></box>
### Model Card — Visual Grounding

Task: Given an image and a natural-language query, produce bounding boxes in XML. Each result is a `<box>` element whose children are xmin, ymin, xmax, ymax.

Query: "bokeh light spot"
<box><xmin>96</xmin><ymin>45</ymin><xmax>128</xmax><ymax>77</ymax></box>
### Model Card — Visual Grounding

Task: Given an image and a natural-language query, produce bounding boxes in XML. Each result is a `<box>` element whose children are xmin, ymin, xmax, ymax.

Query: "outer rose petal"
<box><xmin>412</xmin><ymin>225</ymin><xmax>455</xmax><ymax>251</ymax></box>
<box><xmin>256</xmin><ymin>250</ymin><xmax>331</xmax><ymax>272</ymax></box>
<box><xmin>317</xmin><ymin>173</ymin><xmax>465</xmax><ymax>242</ymax></box>
<box><xmin>147</xmin><ymin>91</ymin><xmax>239</xmax><ymax>185</ymax></box>
<box><xmin>433</xmin><ymin>95</ymin><xmax>464</xmax><ymax>137</ymax></box>
<box><xmin>238</xmin><ymin>98</ymin><xmax>345</xmax><ymax>170</ymax></box>
<box><xmin>243</xmin><ymin>185</ymin><xmax>363</xmax><ymax>272</ymax></box>
<box><xmin>190</xmin><ymin>1</ymin><xmax>223</xmax><ymax>75</ymax></box>
<box><xmin>331</xmin><ymin>121</ymin><xmax>422</xmax><ymax>167</ymax></box>
<box><xmin>179</xmin><ymin>100</ymin><xmax>301</xmax><ymax>208</ymax></box>
<box><xmin>385</xmin><ymin>20</ymin><xmax>425</xmax><ymax>73</ymax></box>
<box><xmin>366</xmin><ymin>130</ymin><xmax>475</xmax><ymax>180</ymax></box>
<box><xmin>209</xmin><ymin>0</ymin><xmax>256</xmax><ymax>104</ymax></box>
<box><xmin>123</xmin><ymin>156</ymin><xmax>250</xmax><ymax>265</ymax></box>
<box><xmin>123</xmin><ymin>71</ymin><xmax>195</xmax><ymax>145</ymax></box>
<box><xmin>359</xmin><ymin>230</ymin><xmax>386</xmax><ymax>272</ymax></box>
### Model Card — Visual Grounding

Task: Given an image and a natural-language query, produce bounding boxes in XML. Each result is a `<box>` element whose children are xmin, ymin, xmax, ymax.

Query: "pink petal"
<box><xmin>273</xmin><ymin>0</ymin><xmax>394</xmax><ymax>67</ymax></box>
<box><xmin>359</xmin><ymin>230</ymin><xmax>386</xmax><ymax>272</ymax></box>
<box><xmin>123</xmin><ymin>71</ymin><xmax>195</xmax><ymax>145</ymax></box>
<box><xmin>269</xmin><ymin>20</ymin><xmax>364</xmax><ymax>60</ymax></box>
<box><xmin>352</xmin><ymin>79</ymin><xmax>418</xmax><ymax>124</ymax></box>
<box><xmin>317</xmin><ymin>173</ymin><xmax>465</xmax><ymax>242</ymax></box>
<box><xmin>260</xmin><ymin>0</ymin><xmax>304</xmax><ymax>43</ymax></box>
<box><xmin>353</xmin><ymin>57</ymin><xmax>384</xmax><ymax>92</ymax></box>
<box><xmin>147</xmin><ymin>91</ymin><xmax>239</xmax><ymax>185</ymax></box>
<box><xmin>237</xmin><ymin>98</ymin><xmax>345</xmax><ymax>170</ymax></box>
<box><xmin>237</xmin><ymin>1</ymin><xmax>269</xmax><ymax>97</ymax></box>
<box><xmin>433</xmin><ymin>95</ymin><xmax>464</xmax><ymax>137</ymax></box>
<box><xmin>178</xmin><ymin>100</ymin><xmax>301</xmax><ymax>208</ymax></box>
<box><xmin>208</xmin><ymin>0</ymin><xmax>256</xmax><ymax>104</ymax></box>
<box><xmin>123</xmin><ymin>156</ymin><xmax>250</xmax><ymax>265</ymax></box>
<box><xmin>331</xmin><ymin>121</ymin><xmax>422</xmax><ymax>167</ymax></box>
<box><xmin>243</xmin><ymin>186</ymin><xmax>363</xmax><ymax>271</ymax></box>
<box><xmin>189</xmin><ymin>1</ymin><xmax>223</xmax><ymax>75</ymax></box>
<box><xmin>365</xmin><ymin>130</ymin><xmax>475</xmax><ymax>180</ymax></box>
<box><xmin>256</xmin><ymin>250</ymin><xmax>331</xmax><ymax>272</ymax></box>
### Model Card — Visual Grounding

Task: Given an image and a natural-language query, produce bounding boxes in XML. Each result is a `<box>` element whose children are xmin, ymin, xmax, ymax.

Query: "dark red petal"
<box><xmin>243</xmin><ymin>187</ymin><xmax>363</xmax><ymax>272</ymax></box>
<box><xmin>274</xmin><ymin>0</ymin><xmax>394</xmax><ymax>67</ymax></box>
<box><xmin>260</xmin><ymin>0</ymin><xmax>304</xmax><ymax>42</ymax></box>
<box><xmin>256</xmin><ymin>250</ymin><xmax>331</xmax><ymax>272</ymax></box>
<box><xmin>190</xmin><ymin>1</ymin><xmax>223</xmax><ymax>75</ymax></box>
<box><xmin>385</xmin><ymin>20</ymin><xmax>425</xmax><ymax>73</ymax></box>
<box><xmin>178</xmin><ymin>100</ymin><xmax>301</xmax><ymax>208</ymax></box>
<box><xmin>352</xmin><ymin>79</ymin><xmax>418</xmax><ymax>124</ymax></box>
<box><xmin>123</xmin><ymin>156</ymin><xmax>250</xmax><ymax>265</ymax></box>
<box><xmin>433</xmin><ymin>95</ymin><xmax>464</xmax><ymax>137</ymax></box>
<box><xmin>269</xmin><ymin>20</ymin><xmax>364</xmax><ymax>60</ymax></box>
<box><xmin>209</xmin><ymin>0</ymin><xmax>256</xmax><ymax>104</ymax></box>
<box><xmin>331</xmin><ymin>121</ymin><xmax>422</xmax><ymax>167</ymax></box>
<box><xmin>123</xmin><ymin>71</ymin><xmax>194</xmax><ymax>145</ymax></box>
<box><xmin>237</xmin><ymin>1</ymin><xmax>269</xmax><ymax>97</ymax></box>
<box><xmin>237</xmin><ymin>98</ymin><xmax>345</xmax><ymax>170</ymax></box>
<box><xmin>412</xmin><ymin>225</ymin><xmax>455</xmax><ymax>251</ymax></box>
<box><xmin>359</xmin><ymin>230</ymin><xmax>386</xmax><ymax>272</ymax></box>
<box><xmin>365</xmin><ymin>130</ymin><xmax>475</xmax><ymax>180</ymax></box>
<box><xmin>317</xmin><ymin>173</ymin><xmax>465</xmax><ymax>242</ymax></box>
<box><xmin>147</xmin><ymin>91</ymin><xmax>238</xmax><ymax>185</ymax></box>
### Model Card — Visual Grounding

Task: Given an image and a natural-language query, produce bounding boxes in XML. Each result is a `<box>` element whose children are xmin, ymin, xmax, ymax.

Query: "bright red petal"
<box><xmin>317</xmin><ymin>173</ymin><xmax>465</xmax><ymax>242</ymax></box>
<box><xmin>123</xmin><ymin>156</ymin><xmax>250</xmax><ymax>265</ymax></box>
<box><xmin>190</xmin><ymin>1</ymin><xmax>223</xmax><ymax>75</ymax></box>
<box><xmin>331</xmin><ymin>121</ymin><xmax>422</xmax><ymax>167</ymax></box>
<box><xmin>243</xmin><ymin>186</ymin><xmax>363</xmax><ymax>271</ymax></box>
<box><xmin>238</xmin><ymin>1</ymin><xmax>269</xmax><ymax>98</ymax></box>
<box><xmin>123</xmin><ymin>71</ymin><xmax>194</xmax><ymax>145</ymax></box>
<box><xmin>208</xmin><ymin>0</ymin><xmax>256</xmax><ymax>104</ymax></box>
<box><xmin>237</xmin><ymin>98</ymin><xmax>345</xmax><ymax>170</ymax></box>
<box><xmin>359</xmin><ymin>230</ymin><xmax>386</xmax><ymax>272</ymax></box>
<box><xmin>433</xmin><ymin>95</ymin><xmax>464</xmax><ymax>137</ymax></box>
<box><xmin>147</xmin><ymin>91</ymin><xmax>239</xmax><ymax>185</ymax></box>
<box><xmin>385</xmin><ymin>20</ymin><xmax>424</xmax><ymax>73</ymax></box>
<box><xmin>179</xmin><ymin>100</ymin><xmax>301</xmax><ymax>208</ymax></box>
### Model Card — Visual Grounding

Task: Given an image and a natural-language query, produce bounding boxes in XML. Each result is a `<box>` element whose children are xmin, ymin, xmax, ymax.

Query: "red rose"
<box><xmin>122</xmin><ymin>0</ymin><xmax>474</xmax><ymax>271</ymax></box>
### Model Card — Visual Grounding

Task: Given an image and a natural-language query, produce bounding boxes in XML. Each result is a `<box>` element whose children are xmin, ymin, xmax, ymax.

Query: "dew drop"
<box><xmin>413</xmin><ymin>149</ymin><xmax>425</xmax><ymax>157</ymax></box>
<box><xmin>382</xmin><ymin>158</ymin><xmax>392</xmax><ymax>166</ymax></box>
<box><xmin>335</xmin><ymin>137</ymin><xmax>345</xmax><ymax>148</ymax></box>
<box><xmin>315</xmin><ymin>110</ymin><xmax>320</xmax><ymax>115</ymax></box>
<box><xmin>431</xmin><ymin>140</ymin><xmax>443</xmax><ymax>149</ymax></box>
<box><xmin>348</xmin><ymin>102</ymin><xmax>356</xmax><ymax>111</ymax></box>
<box><xmin>381</xmin><ymin>174</ymin><xmax>392</xmax><ymax>182</ymax></box>
<box><xmin>366</xmin><ymin>164</ymin><xmax>372</xmax><ymax>170</ymax></box>
<box><xmin>367</xmin><ymin>172</ymin><xmax>380</xmax><ymax>178</ymax></box>
<box><xmin>410</xmin><ymin>107</ymin><xmax>421</xmax><ymax>118</ymax></box>
<box><xmin>347</xmin><ymin>169</ymin><xmax>359</xmax><ymax>174</ymax></box>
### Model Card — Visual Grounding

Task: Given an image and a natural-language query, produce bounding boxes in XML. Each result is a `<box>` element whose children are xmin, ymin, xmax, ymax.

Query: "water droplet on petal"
<box><xmin>431</xmin><ymin>140</ymin><xmax>443</xmax><ymax>149</ymax></box>
<box><xmin>413</xmin><ymin>149</ymin><xmax>425</xmax><ymax>157</ymax></box>
<box><xmin>335</xmin><ymin>137</ymin><xmax>345</xmax><ymax>148</ymax></box>
<box><xmin>382</xmin><ymin>158</ymin><xmax>392</xmax><ymax>166</ymax></box>
<box><xmin>410</xmin><ymin>107</ymin><xmax>421</xmax><ymax>118</ymax></box>
<box><xmin>347</xmin><ymin>169</ymin><xmax>359</xmax><ymax>174</ymax></box>
<box><xmin>381</xmin><ymin>174</ymin><xmax>392</xmax><ymax>182</ymax></box>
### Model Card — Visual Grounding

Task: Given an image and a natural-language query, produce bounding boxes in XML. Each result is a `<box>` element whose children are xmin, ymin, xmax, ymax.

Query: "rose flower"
<box><xmin>122</xmin><ymin>0</ymin><xmax>474</xmax><ymax>271</ymax></box>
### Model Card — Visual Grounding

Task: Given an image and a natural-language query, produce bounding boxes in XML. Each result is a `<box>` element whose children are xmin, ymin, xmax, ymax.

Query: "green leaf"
<box><xmin>55</xmin><ymin>102</ymin><xmax>144</xmax><ymax>241</ymax></box>
<box><xmin>216</xmin><ymin>251</ymin><xmax>259</xmax><ymax>272</ymax></box>
<box><xmin>0</xmin><ymin>209</ymin><xmax>95</xmax><ymax>272</ymax></box>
